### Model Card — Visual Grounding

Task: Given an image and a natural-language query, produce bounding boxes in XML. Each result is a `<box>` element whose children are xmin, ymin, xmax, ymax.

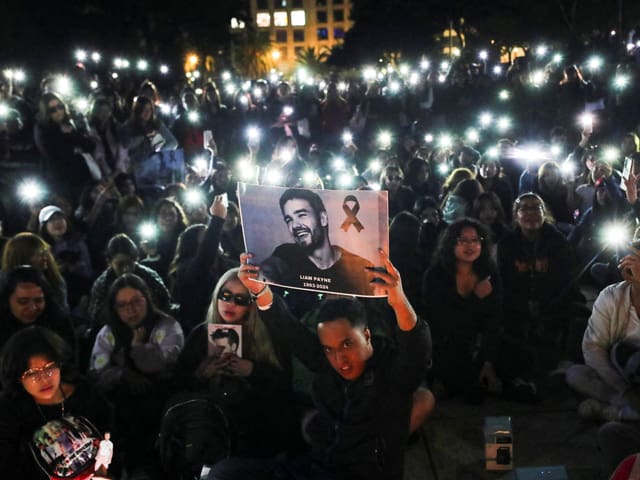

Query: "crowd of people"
<box><xmin>1</xmin><ymin>38</ymin><xmax>640</xmax><ymax>478</ymax></box>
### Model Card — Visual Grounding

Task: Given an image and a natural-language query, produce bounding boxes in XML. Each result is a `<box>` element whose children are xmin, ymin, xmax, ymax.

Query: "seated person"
<box><xmin>0</xmin><ymin>326</ymin><xmax>114</xmax><ymax>478</ymax></box>
<box><xmin>209</xmin><ymin>250</ymin><xmax>434</xmax><ymax>480</ymax></box>
<box><xmin>566</xmin><ymin>251</ymin><xmax>640</xmax><ymax>421</ymax></box>
<box><xmin>89</xmin><ymin>273</ymin><xmax>183</xmax><ymax>472</ymax></box>
<box><xmin>175</xmin><ymin>267</ymin><xmax>300</xmax><ymax>456</ymax></box>
<box><xmin>88</xmin><ymin>233</ymin><xmax>170</xmax><ymax>326</ymax></box>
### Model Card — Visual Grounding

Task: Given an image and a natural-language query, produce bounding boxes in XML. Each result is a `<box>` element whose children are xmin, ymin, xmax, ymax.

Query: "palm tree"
<box><xmin>232</xmin><ymin>26</ymin><xmax>272</xmax><ymax>78</ymax></box>
<box><xmin>295</xmin><ymin>46</ymin><xmax>330</xmax><ymax>74</ymax></box>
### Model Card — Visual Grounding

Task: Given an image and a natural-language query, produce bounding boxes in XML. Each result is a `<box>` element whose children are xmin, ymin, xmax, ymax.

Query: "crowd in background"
<box><xmin>2</xmin><ymin>35</ymin><xmax>640</xmax><ymax>478</ymax></box>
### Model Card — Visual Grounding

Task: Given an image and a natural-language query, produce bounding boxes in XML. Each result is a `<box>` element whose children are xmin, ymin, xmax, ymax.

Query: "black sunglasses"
<box><xmin>47</xmin><ymin>104</ymin><xmax>65</xmax><ymax>114</ymax></box>
<box><xmin>217</xmin><ymin>289</ymin><xmax>253</xmax><ymax>306</ymax></box>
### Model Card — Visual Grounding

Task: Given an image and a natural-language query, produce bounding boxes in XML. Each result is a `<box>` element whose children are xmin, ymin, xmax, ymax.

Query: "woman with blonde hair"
<box><xmin>1</xmin><ymin>232</ymin><xmax>68</xmax><ymax>312</ymax></box>
<box><xmin>175</xmin><ymin>266</ymin><xmax>300</xmax><ymax>456</ymax></box>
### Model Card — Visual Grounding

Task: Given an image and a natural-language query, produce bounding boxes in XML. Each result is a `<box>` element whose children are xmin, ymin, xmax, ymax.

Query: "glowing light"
<box><xmin>237</xmin><ymin>158</ymin><xmax>255</xmax><ymax>181</ymax></box>
<box><xmin>18</xmin><ymin>179</ymin><xmax>45</xmax><ymax>203</ymax></box>
<box><xmin>424</xmin><ymin>134</ymin><xmax>434</xmax><ymax>143</ymax></box>
<box><xmin>420</xmin><ymin>59</ymin><xmax>430</xmax><ymax>70</ymax></box>
<box><xmin>283</xmin><ymin>106</ymin><xmax>294</xmax><ymax>116</ymax></box>
<box><xmin>188</xmin><ymin>111</ymin><xmax>200</xmax><ymax>123</ymax></box>
<box><xmin>195</xmin><ymin>88</ymin><xmax>203</xmax><ymax>95</ymax></box>
<box><xmin>333</xmin><ymin>157</ymin><xmax>346</xmax><ymax>170</ymax></box>
<box><xmin>242</xmin><ymin>80</ymin><xmax>251</xmax><ymax>91</ymax></box>
<box><xmin>363</xmin><ymin>67</ymin><xmax>376</xmax><ymax>81</ymax></box>
<box><xmin>531</xmin><ymin>70</ymin><xmax>545</xmax><ymax>86</ymax></box>
<box><xmin>185</xmin><ymin>189</ymin><xmax>204</xmax><ymax>206</ymax></box>
<box><xmin>479</xmin><ymin>112</ymin><xmax>493</xmax><ymax>128</ymax></box>
<box><xmin>603</xmin><ymin>146</ymin><xmax>619</xmax><ymax>163</ymax></box>
<box><xmin>221</xmin><ymin>71</ymin><xmax>232</xmax><ymax>81</ymax></box>
<box><xmin>579</xmin><ymin>112</ymin><xmax>593</xmax><ymax>131</ymax></box>
<box><xmin>297</xmin><ymin>67</ymin><xmax>309</xmax><ymax>84</ymax></box>
<box><xmin>137</xmin><ymin>59</ymin><xmax>149</xmax><ymax>71</ymax></box>
<box><xmin>194</xmin><ymin>157</ymin><xmax>209</xmax><ymax>172</ymax></box>
<box><xmin>438</xmin><ymin>163</ymin><xmax>450</xmax><ymax>175</ymax></box>
<box><xmin>3</xmin><ymin>69</ymin><xmax>13</xmax><ymax>79</ymax></box>
<box><xmin>465</xmin><ymin>128</ymin><xmax>480</xmax><ymax>143</ymax></box>
<box><xmin>159</xmin><ymin>65</ymin><xmax>169</xmax><ymax>74</ymax></box>
<box><xmin>498</xmin><ymin>89</ymin><xmax>511</xmax><ymax>101</ymax></box>
<box><xmin>369</xmin><ymin>159</ymin><xmax>382</xmax><ymax>173</ymax></box>
<box><xmin>224</xmin><ymin>83</ymin><xmax>236</xmax><ymax>95</ymax></box>
<box><xmin>371</xmin><ymin>182</ymin><xmax>381</xmax><ymax>191</ymax></box>
<box><xmin>479</xmin><ymin>50</ymin><xmax>488</xmax><ymax>60</ymax></box>
<box><xmin>438</xmin><ymin>134</ymin><xmax>453</xmax><ymax>149</ymax></box>
<box><xmin>279</xmin><ymin>149</ymin><xmax>293</xmax><ymax>163</ymax></box>
<box><xmin>399</xmin><ymin>64</ymin><xmax>410</xmax><ymax>75</ymax></box>
<box><xmin>91</xmin><ymin>52</ymin><xmax>101</xmax><ymax>62</ymax></box>
<box><xmin>614</xmin><ymin>74</ymin><xmax>630</xmax><ymax>90</ymax></box>
<box><xmin>247</xmin><ymin>126</ymin><xmax>261</xmax><ymax>142</ymax></box>
<box><xmin>54</xmin><ymin>75</ymin><xmax>72</xmax><ymax>96</ymax></box>
<box><xmin>192</xmin><ymin>71</ymin><xmax>201</xmax><ymax>79</ymax></box>
<box><xmin>90</xmin><ymin>80</ymin><xmax>98</xmax><ymax>90</ymax></box>
<box><xmin>159</xmin><ymin>103</ymin><xmax>171</xmax><ymax>115</ymax></box>
<box><xmin>552</xmin><ymin>53</ymin><xmax>563</xmax><ymax>64</ymax></box>
<box><xmin>378</xmin><ymin>131</ymin><xmax>392</xmax><ymax>149</ymax></box>
<box><xmin>438</xmin><ymin>74</ymin><xmax>447</xmax><ymax>83</ymax></box>
<box><xmin>409</xmin><ymin>72</ymin><xmax>420</xmax><ymax>85</ymax></box>
<box><xmin>550</xmin><ymin>145</ymin><xmax>562</xmax><ymax>157</ymax></box>
<box><xmin>303</xmin><ymin>170</ymin><xmax>317</xmax><ymax>185</ymax></box>
<box><xmin>13</xmin><ymin>70</ymin><xmax>25</xmax><ymax>82</ymax></box>
<box><xmin>188</xmin><ymin>54</ymin><xmax>199</xmax><ymax>66</ymax></box>
<box><xmin>338</xmin><ymin>173</ymin><xmax>353</xmax><ymax>188</ymax></box>
<box><xmin>254</xmin><ymin>86</ymin><xmax>265</xmax><ymax>98</ymax></box>
<box><xmin>75</xmin><ymin>49</ymin><xmax>87</xmax><ymax>62</ymax></box>
<box><xmin>496</xmin><ymin>116</ymin><xmax>512</xmax><ymax>132</ymax></box>
<box><xmin>440</xmin><ymin>61</ymin><xmax>449</xmax><ymax>71</ymax></box>
<box><xmin>493</xmin><ymin>65</ymin><xmax>502</xmax><ymax>75</ymax></box>
<box><xmin>586</xmin><ymin>56</ymin><xmax>603</xmax><ymax>72</ymax></box>
<box><xmin>73</xmin><ymin>97</ymin><xmax>89</xmax><ymax>113</ymax></box>
<box><xmin>388</xmin><ymin>81</ymin><xmax>401</xmax><ymax>93</ymax></box>
<box><xmin>0</xmin><ymin>104</ymin><xmax>8</xmax><ymax>118</ymax></box>
<box><xmin>338</xmin><ymin>81</ymin><xmax>347</xmax><ymax>92</ymax></box>
<box><xmin>602</xmin><ymin>223</ymin><xmax>629</xmax><ymax>248</ymax></box>
<box><xmin>139</xmin><ymin>222</ymin><xmax>158</xmax><ymax>240</ymax></box>
<box><xmin>111</xmin><ymin>73</ymin><xmax>118</xmax><ymax>79</ymax></box>
<box><xmin>535</xmin><ymin>45</ymin><xmax>548</xmax><ymax>57</ymax></box>
<box><xmin>486</xmin><ymin>147</ymin><xmax>499</xmax><ymax>158</ymax></box>
<box><xmin>269</xmin><ymin>71</ymin><xmax>280</xmax><ymax>84</ymax></box>
<box><xmin>342</xmin><ymin>131</ymin><xmax>353</xmax><ymax>144</ymax></box>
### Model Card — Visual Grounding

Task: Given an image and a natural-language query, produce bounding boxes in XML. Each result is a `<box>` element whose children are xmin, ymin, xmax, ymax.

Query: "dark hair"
<box><xmin>114</xmin><ymin>173</ymin><xmax>137</xmax><ymax>195</ymax></box>
<box><xmin>105</xmin><ymin>234</ymin><xmax>138</xmax><ymax>261</ymax></box>
<box><xmin>433</xmin><ymin>218</ymin><xmax>495</xmax><ymax>277</ymax></box>
<box><xmin>169</xmin><ymin>223</ymin><xmax>206</xmax><ymax>278</ymax></box>
<box><xmin>105</xmin><ymin>273</ymin><xmax>165</xmax><ymax>356</ymax></box>
<box><xmin>316</xmin><ymin>297</ymin><xmax>367</xmax><ymax>329</ymax></box>
<box><xmin>413</xmin><ymin>196</ymin><xmax>441</xmax><ymax>218</ymax></box>
<box><xmin>279</xmin><ymin>188</ymin><xmax>326</xmax><ymax>217</ymax></box>
<box><xmin>37</xmin><ymin>92</ymin><xmax>70</xmax><ymax>125</ymax></box>
<box><xmin>39</xmin><ymin>209</ymin><xmax>70</xmax><ymax>245</ymax></box>
<box><xmin>0</xmin><ymin>326</ymin><xmax>75</xmax><ymax>397</ymax></box>
<box><xmin>210</xmin><ymin>327</ymin><xmax>240</xmax><ymax>346</ymax></box>
<box><xmin>471</xmin><ymin>192</ymin><xmax>506</xmax><ymax>224</ymax></box>
<box><xmin>131</xmin><ymin>95</ymin><xmax>158</xmax><ymax>132</ymax></box>
<box><xmin>152</xmin><ymin>198</ymin><xmax>189</xmax><ymax>233</ymax></box>
<box><xmin>390</xmin><ymin>211</ymin><xmax>422</xmax><ymax>257</ymax></box>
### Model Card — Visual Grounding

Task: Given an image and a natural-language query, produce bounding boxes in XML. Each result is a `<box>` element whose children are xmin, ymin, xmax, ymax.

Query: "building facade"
<box><xmin>248</xmin><ymin>0</ymin><xmax>353</xmax><ymax>72</ymax></box>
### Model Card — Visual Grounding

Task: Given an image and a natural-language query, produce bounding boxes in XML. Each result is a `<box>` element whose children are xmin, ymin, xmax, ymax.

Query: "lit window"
<box><xmin>334</xmin><ymin>27</ymin><xmax>345</xmax><ymax>39</ymax></box>
<box><xmin>230</xmin><ymin>17</ymin><xmax>246</xmax><ymax>29</ymax></box>
<box><xmin>256</xmin><ymin>12</ymin><xmax>271</xmax><ymax>27</ymax></box>
<box><xmin>276</xmin><ymin>30</ymin><xmax>287</xmax><ymax>42</ymax></box>
<box><xmin>274</xmin><ymin>11</ymin><xmax>288</xmax><ymax>26</ymax></box>
<box><xmin>333</xmin><ymin>9</ymin><xmax>344</xmax><ymax>22</ymax></box>
<box><xmin>291</xmin><ymin>10</ymin><xmax>306</xmax><ymax>26</ymax></box>
<box><xmin>293</xmin><ymin>29</ymin><xmax>305</xmax><ymax>42</ymax></box>
<box><xmin>317</xmin><ymin>27</ymin><xmax>328</xmax><ymax>40</ymax></box>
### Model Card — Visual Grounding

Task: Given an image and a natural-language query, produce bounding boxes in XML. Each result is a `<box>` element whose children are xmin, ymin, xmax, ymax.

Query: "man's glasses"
<box><xmin>21</xmin><ymin>362</ymin><xmax>59</xmax><ymax>383</ymax></box>
<box><xmin>457</xmin><ymin>236</ymin><xmax>483</xmax><ymax>246</ymax></box>
<box><xmin>115</xmin><ymin>295</ymin><xmax>146</xmax><ymax>312</ymax></box>
<box><xmin>47</xmin><ymin>104</ymin><xmax>65</xmax><ymax>114</ymax></box>
<box><xmin>217</xmin><ymin>290</ymin><xmax>253</xmax><ymax>306</ymax></box>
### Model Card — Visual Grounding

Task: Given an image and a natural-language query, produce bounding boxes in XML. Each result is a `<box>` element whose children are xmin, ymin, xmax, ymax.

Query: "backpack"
<box><xmin>29</xmin><ymin>415</ymin><xmax>102</xmax><ymax>480</ymax></box>
<box><xmin>157</xmin><ymin>393</ymin><xmax>233</xmax><ymax>480</ymax></box>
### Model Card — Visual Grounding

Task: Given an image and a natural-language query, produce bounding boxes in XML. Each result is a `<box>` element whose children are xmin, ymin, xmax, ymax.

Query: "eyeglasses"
<box><xmin>456</xmin><ymin>236</ymin><xmax>483</xmax><ymax>246</ymax></box>
<box><xmin>115</xmin><ymin>295</ymin><xmax>146</xmax><ymax>312</ymax></box>
<box><xmin>386</xmin><ymin>176</ymin><xmax>402</xmax><ymax>181</ymax></box>
<box><xmin>47</xmin><ymin>104</ymin><xmax>65</xmax><ymax>114</ymax></box>
<box><xmin>217</xmin><ymin>289</ymin><xmax>253</xmax><ymax>307</ymax></box>
<box><xmin>21</xmin><ymin>362</ymin><xmax>59</xmax><ymax>383</ymax></box>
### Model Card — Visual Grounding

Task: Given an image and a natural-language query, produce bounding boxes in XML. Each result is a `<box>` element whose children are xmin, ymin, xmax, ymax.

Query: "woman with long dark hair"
<box><xmin>422</xmin><ymin>218</ymin><xmax>502</xmax><ymax>403</ymax></box>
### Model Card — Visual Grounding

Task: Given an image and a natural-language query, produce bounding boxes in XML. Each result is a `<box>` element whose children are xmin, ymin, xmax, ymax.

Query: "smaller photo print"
<box><xmin>208</xmin><ymin>324</ymin><xmax>242</xmax><ymax>358</ymax></box>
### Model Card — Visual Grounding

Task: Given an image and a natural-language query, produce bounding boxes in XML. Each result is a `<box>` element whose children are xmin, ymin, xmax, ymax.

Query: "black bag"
<box><xmin>157</xmin><ymin>393</ymin><xmax>233</xmax><ymax>480</ymax></box>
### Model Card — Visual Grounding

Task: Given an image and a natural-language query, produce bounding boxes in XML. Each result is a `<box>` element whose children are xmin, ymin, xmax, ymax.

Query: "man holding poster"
<box><xmin>261</xmin><ymin>188</ymin><xmax>376</xmax><ymax>296</ymax></box>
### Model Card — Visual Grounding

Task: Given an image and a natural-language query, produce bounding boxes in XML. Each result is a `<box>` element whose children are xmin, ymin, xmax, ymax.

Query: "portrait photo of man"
<box><xmin>208</xmin><ymin>325</ymin><xmax>242</xmax><ymax>357</ymax></box>
<box><xmin>261</xmin><ymin>188</ymin><xmax>376</xmax><ymax>296</ymax></box>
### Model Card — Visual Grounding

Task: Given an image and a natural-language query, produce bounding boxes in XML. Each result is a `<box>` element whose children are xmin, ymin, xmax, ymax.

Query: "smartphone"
<box><xmin>219</xmin><ymin>193</ymin><xmax>228</xmax><ymax>208</ymax></box>
<box><xmin>203</xmin><ymin>130</ymin><xmax>213</xmax><ymax>149</ymax></box>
